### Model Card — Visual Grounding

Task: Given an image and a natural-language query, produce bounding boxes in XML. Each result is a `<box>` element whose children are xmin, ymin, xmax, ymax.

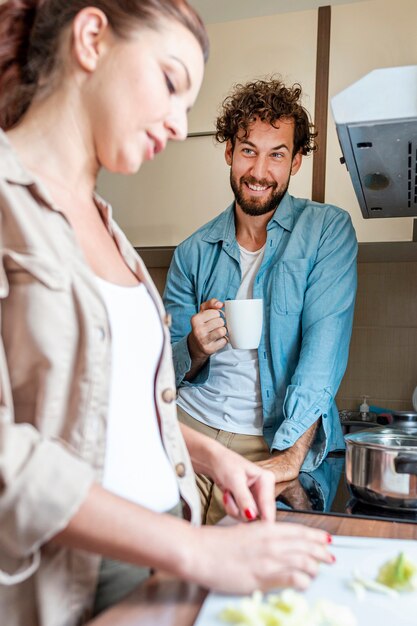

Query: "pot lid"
<box><xmin>345</xmin><ymin>426</ymin><xmax>417</xmax><ymax>450</ymax></box>
<box><xmin>392</xmin><ymin>411</ymin><xmax>417</xmax><ymax>425</ymax></box>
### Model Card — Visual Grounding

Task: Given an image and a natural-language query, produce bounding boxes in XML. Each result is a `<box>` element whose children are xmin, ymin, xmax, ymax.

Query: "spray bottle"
<box><xmin>359</xmin><ymin>395</ymin><xmax>370</xmax><ymax>420</ymax></box>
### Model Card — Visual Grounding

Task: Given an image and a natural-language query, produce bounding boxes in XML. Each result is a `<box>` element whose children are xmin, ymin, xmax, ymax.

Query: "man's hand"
<box><xmin>256</xmin><ymin>420</ymin><xmax>320</xmax><ymax>483</ymax></box>
<box><xmin>274</xmin><ymin>478</ymin><xmax>312</xmax><ymax>511</ymax></box>
<box><xmin>185</xmin><ymin>298</ymin><xmax>228</xmax><ymax>380</ymax></box>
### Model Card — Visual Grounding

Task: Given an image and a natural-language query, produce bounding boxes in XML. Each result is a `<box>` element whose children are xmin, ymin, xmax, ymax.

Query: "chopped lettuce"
<box><xmin>219</xmin><ymin>589</ymin><xmax>357</xmax><ymax>626</ymax></box>
<box><xmin>349</xmin><ymin>551</ymin><xmax>417</xmax><ymax>598</ymax></box>
<box><xmin>376</xmin><ymin>552</ymin><xmax>417</xmax><ymax>592</ymax></box>
<box><xmin>350</xmin><ymin>569</ymin><xmax>398</xmax><ymax>598</ymax></box>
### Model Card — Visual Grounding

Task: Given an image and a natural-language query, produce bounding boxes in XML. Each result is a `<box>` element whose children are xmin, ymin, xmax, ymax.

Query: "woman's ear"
<box><xmin>72</xmin><ymin>7</ymin><xmax>109</xmax><ymax>73</ymax></box>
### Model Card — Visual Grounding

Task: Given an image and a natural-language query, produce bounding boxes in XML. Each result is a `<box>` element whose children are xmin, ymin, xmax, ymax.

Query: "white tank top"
<box><xmin>96</xmin><ymin>277</ymin><xmax>179</xmax><ymax>512</ymax></box>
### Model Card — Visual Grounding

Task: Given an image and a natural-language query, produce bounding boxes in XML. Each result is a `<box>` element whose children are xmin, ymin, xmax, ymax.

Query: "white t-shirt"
<box><xmin>97</xmin><ymin>277</ymin><xmax>179</xmax><ymax>512</ymax></box>
<box><xmin>177</xmin><ymin>243</ymin><xmax>265</xmax><ymax>435</ymax></box>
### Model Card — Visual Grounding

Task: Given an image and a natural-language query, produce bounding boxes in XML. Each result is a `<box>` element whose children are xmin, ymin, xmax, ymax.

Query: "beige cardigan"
<box><xmin>0</xmin><ymin>130</ymin><xmax>200</xmax><ymax>626</ymax></box>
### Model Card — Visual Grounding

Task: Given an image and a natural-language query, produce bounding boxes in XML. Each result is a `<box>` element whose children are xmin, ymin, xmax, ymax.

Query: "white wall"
<box><xmin>97</xmin><ymin>0</ymin><xmax>417</xmax><ymax>246</ymax></box>
<box><xmin>98</xmin><ymin>9</ymin><xmax>318</xmax><ymax>246</ymax></box>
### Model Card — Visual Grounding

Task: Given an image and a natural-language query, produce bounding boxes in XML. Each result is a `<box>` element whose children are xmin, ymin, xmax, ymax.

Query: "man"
<box><xmin>164</xmin><ymin>78</ymin><xmax>357</xmax><ymax>524</ymax></box>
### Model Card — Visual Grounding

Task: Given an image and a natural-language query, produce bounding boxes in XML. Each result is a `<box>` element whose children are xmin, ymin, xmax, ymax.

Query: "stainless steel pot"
<box><xmin>345</xmin><ymin>426</ymin><xmax>417</xmax><ymax>510</ymax></box>
<box><xmin>391</xmin><ymin>411</ymin><xmax>417</xmax><ymax>427</ymax></box>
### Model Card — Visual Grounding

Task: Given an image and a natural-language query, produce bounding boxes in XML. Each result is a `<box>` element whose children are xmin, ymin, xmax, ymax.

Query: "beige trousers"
<box><xmin>177</xmin><ymin>406</ymin><xmax>270</xmax><ymax>525</ymax></box>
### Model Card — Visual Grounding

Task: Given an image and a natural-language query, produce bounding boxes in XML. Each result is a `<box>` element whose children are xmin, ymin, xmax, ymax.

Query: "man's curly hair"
<box><xmin>215</xmin><ymin>78</ymin><xmax>317</xmax><ymax>156</ymax></box>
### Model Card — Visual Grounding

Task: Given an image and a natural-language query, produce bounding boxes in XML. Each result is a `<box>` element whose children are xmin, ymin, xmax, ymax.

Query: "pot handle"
<box><xmin>394</xmin><ymin>454</ymin><xmax>417</xmax><ymax>475</ymax></box>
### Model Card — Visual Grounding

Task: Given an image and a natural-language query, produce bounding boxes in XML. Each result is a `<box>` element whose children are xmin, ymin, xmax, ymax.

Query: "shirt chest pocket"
<box><xmin>271</xmin><ymin>258</ymin><xmax>311</xmax><ymax>316</ymax></box>
<box><xmin>4</xmin><ymin>250</ymin><xmax>68</xmax><ymax>291</ymax></box>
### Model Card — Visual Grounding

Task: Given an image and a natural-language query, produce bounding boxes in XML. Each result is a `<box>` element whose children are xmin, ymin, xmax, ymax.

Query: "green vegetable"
<box><xmin>218</xmin><ymin>590</ymin><xmax>357</xmax><ymax>626</ymax></box>
<box><xmin>377</xmin><ymin>551</ymin><xmax>417</xmax><ymax>591</ymax></box>
<box><xmin>351</xmin><ymin>568</ymin><xmax>398</xmax><ymax>597</ymax></box>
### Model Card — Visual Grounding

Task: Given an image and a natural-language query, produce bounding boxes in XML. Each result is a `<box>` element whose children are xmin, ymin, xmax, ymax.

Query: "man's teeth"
<box><xmin>247</xmin><ymin>183</ymin><xmax>268</xmax><ymax>191</ymax></box>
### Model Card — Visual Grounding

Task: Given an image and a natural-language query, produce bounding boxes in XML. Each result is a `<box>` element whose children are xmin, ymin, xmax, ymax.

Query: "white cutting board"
<box><xmin>194</xmin><ymin>536</ymin><xmax>417</xmax><ymax>626</ymax></box>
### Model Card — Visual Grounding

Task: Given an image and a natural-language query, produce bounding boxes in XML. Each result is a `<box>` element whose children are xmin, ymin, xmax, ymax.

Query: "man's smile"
<box><xmin>242</xmin><ymin>177</ymin><xmax>277</xmax><ymax>195</ymax></box>
<box><xmin>246</xmin><ymin>182</ymin><xmax>270</xmax><ymax>192</ymax></box>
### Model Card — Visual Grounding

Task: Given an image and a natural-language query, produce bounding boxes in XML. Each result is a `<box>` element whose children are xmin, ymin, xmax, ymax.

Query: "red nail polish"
<box><xmin>327</xmin><ymin>533</ymin><xmax>333</xmax><ymax>544</ymax></box>
<box><xmin>223</xmin><ymin>492</ymin><xmax>229</xmax><ymax>505</ymax></box>
<box><xmin>331</xmin><ymin>554</ymin><xmax>336</xmax><ymax>563</ymax></box>
<box><xmin>244</xmin><ymin>508</ymin><xmax>256</xmax><ymax>521</ymax></box>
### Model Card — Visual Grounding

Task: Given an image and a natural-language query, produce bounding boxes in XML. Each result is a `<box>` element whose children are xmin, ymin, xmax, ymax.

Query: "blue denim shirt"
<box><xmin>163</xmin><ymin>193</ymin><xmax>357</xmax><ymax>471</ymax></box>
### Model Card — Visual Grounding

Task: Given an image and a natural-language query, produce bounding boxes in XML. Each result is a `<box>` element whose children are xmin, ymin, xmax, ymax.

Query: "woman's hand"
<box><xmin>181</xmin><ymin>423</ymin><xmax>275</xmax><ymax>522</ymax></box>
<box><xmin>211</xmin><ymin>447</ymin><xmax>276</xmax><ymax>522</ymax></box>
<box><xmin>52</xmin><ymin>483</ymin><xmax>333</xmax><ymax>596</ymax></box>
<box><xmin>184</xmin><ymin>521</ymin><xmax>334</xmax><ymax>593</ymax></box>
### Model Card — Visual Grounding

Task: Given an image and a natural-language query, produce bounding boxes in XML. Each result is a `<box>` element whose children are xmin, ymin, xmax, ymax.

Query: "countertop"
<box><xmin>87</xmin><ymin>510</ymin><xmax>417</xmax><ymax>626</ymax></box>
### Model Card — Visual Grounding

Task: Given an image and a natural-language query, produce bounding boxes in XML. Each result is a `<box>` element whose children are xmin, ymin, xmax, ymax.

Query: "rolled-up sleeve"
<box><xmin>271</xmin><ymin>210</ymin><xmax>357</xmax><ymax>466</ymax></box>
<box><xmin>0</xmin><ymin>420</ymin><xmax>94</xmax><ymax>583</ymax></box>
<box><xmin>0</xmin><ymin>255</ymin><xmax>94</xmax><ymax>584</ymax></box>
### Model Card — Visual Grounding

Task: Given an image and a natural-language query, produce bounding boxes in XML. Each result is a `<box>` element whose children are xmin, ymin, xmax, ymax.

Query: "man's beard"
<box><xmin>230</xmin><ymin>172</ymin><xmax>290</xmax><ymax>217</ymax></box>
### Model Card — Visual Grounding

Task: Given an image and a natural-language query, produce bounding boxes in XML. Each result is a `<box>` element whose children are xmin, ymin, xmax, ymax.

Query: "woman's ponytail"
<box><xmin>0</xmin><ymin>1</ymin><xmax>39</xmax><ymax>130</ymax></box>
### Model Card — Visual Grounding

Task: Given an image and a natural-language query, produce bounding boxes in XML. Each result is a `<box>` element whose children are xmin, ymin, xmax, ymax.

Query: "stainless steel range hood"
<box><xmin>331</xmin><ymin>65</ymin><xmax>417</xmax><ymax>219</ymax></box>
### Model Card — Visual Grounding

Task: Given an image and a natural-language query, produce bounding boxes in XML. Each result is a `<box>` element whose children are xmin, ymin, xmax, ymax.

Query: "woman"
<box><xmin>0</xmin><ymin>2</ymin><xmax>333</xmax><ymax>625</ymax></box>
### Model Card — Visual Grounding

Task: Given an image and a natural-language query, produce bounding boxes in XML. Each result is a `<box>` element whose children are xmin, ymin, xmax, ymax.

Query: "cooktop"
<box><xmin>276</xmin><ymin>452</ymin><xmax>417</xmax><ymax>524</ymax></box>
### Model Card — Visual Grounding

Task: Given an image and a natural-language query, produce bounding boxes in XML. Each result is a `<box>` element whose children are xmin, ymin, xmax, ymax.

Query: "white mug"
<box><xmin>224</xmin><ymin>298</ymin><xmax>263</xmax><ymax>349</ymax></box>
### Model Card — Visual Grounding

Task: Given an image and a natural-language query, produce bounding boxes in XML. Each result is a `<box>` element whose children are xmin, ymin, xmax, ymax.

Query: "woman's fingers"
<box><xmin>195</xmin><ymin>521</ymin><xmax>334</xmax><ymax>595</ymax></box>
<box><xmin>222</xmin><ymin>490</ymin><xmax>240</xmax><ymax>518</ymax></box>
<box><xmin>222</xmin><ymin>476</ymin><xmax>260</xmax><ymax>521</ymax></box>
<box><xmin>219</xmin><ymin>462</ymin><xmax>275</xmax><ymax>522</ymax></box>
<box><xmin>255</xmin><ymin>560</ymin><xmax>318</xmax><ymax>591</ymax></box>
<box><xmin>249</xmin><ymin>470</ymin><xmax>276</xmax><ymax>522</ymax></box>
<box><xmin>263</xmin><ymin>532</ymin><xmax>330</xmax><ymax>565</ymax></box>
<box><xmin>271</xmin><ymin>522</ymin><xmax>332</xmax><ymax>546</ymax></box>
<box><xmin>278</xmin><ymin>571</ymin><xmax>312</xmax><ymax>592</ymax></box>
<box><xmin>266</xmin><ymin>547</ymin><xmax>324</xmax><ymax>577</ymax></box>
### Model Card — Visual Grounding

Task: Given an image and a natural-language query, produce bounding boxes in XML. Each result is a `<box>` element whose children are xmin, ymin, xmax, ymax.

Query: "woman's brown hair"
<box><xmin>215</xmin><ymin>77</ymin><xmax>317</xmax><ymax>157</ymax></box>
<box><xmin>0</xmin><ymin>0</ymin><xmax>209</xmax><ymax>130</ymax></box>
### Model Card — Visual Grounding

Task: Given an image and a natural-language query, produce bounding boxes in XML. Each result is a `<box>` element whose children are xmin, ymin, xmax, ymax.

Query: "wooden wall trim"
<box><xmin>312</xmin><ymin>5</ymin><xmax>331</xmax><ymax>203</ymax></box>
<box><xmin>136</xmin><ymin>243</ymin><xmax>417</xmax><ymax>267</ymax></box>
<box><xmin>358</xmin><ymin>242</ymin><xmax>417</xmax><ymax>263</ymax></box>
<box><xmin>135</xmin><ymin>246</ymin><xmax>175</xmax><ymax>267</ymax></box>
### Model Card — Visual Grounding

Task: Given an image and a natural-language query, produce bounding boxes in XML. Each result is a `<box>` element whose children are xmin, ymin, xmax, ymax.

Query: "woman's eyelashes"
<box><xmin>164</xmin><ymin>73</ymin><xmax>176</xmax><ymax>95</ymax></box>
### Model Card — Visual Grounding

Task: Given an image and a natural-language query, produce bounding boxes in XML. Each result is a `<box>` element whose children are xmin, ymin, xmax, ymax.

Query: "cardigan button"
<box><xmin>175</xmin><ymin>462</ymin><xmax>186</xmax><ymax>478</ymax></box>
<box><xmin>164</xmin><ymin>313</ymin><xmax>172</xmax><ymax>328</ymax></box>
<box><xmin>96</xmin><ymin>326</ymin><xmax>106</xmax><ymax>341</ymax></box>
<box><xmin>162</xmin><ymin>388</ymin><xmax>176</xmax><ymax>403</ymax></box>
